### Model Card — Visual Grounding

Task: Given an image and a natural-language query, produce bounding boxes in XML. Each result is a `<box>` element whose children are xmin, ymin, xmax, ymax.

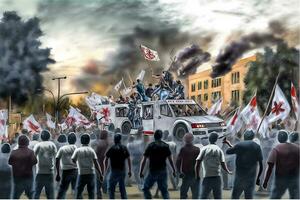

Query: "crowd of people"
<box><xmin>0</xmin><ymin>125</ymin><xmax>299</xmax><ymax>199</ymax></box>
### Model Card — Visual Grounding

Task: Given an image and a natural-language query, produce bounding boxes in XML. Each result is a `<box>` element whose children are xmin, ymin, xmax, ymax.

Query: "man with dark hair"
<box><xmin>176</xmin><ymin>133</ymin><xmax>200</xmax><ymax>199</ymax></box>
<box><xmin>33</xmin><ymin>130</ymin><xmax>57</xmax><ymax>199</ymax></box>
<box><xmin>56</xmin><ymin>133</ymin><xmax>78</xmax><ymax>199</ymax></box>
<box><xmin>289</xmin><ymin>131</ymin><xmax>299</xmax><ymax>145</ymax></box>
<box><xmin>145</xmin><ymin>83</ymin><xmax>154</xmax><ymax>99</ymax></box>
<box><xmin>29</xmin><ymin>134</ymin><xmax>39</xmax><ymax>150</ymax></box>
<box><xmin>0</xmin><ymin>143</ymin><xmax>12</xmax><ymax>199</ymax></box>
<box><xmin>195</xmin><ymin>132</ymin><xmax>231</xmax><ymax>199</ymax></box>
<box><xmin>263</xmin><ymin>130</ymin><xmax>299</xmax><ymax>199</ymax></box>
<box><xmin>104</xmin><ymin>133</ymin><xmax>131</xmax><ymax>199</ymax></box>
<box><xmin>72</xmin><ymin>134</ymin><xmax>103</xmax><ymax>199</ymax></box>
<box><xmin>223</xmin><ymin>130</ymin><xmax>263</xmax><ymax>199</ymax></box>
<box><xmin>140</xmin><ymin>129</ymin><xmax>176</xmax><ymax>199</ymax></box>
<box><xmin>9</xmin><ymin>135</ymin><xmax>37</xmax><ymax>199</ymax></box>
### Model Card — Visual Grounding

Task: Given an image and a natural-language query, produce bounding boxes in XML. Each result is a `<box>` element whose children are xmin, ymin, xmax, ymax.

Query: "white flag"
<box><xmin>46</xmin><ymin>113</ymin><xmax>55</xmax><ymax>129</ymax></box>
<box><xmin>23</xmin><ymin>114</ymin><xmax>42</xmax><ymax>133</ymax></box>
<box><xmin>226</xmin><ymin>108</ymin><xmax>243</xmax><ymax>135</ymax></box>
<box><xmin>121</xmin><ymin>87</ymin><xmax>132</xmax><ymax>97</ymax></box>
<box><xmin>85</xmin><ymin>92</ymin><xmax>103</xmax><ymax>111</ymax></box>
<box><xmin>267</xmin><ymin>85</ymin><xmax>291</xmax><ymax>123</ymax></box>
<box><xmin>291</xmin><ymin>82</ymin><xmax>299</xmax><ymax>120</ymax></box>
<box><xmin>208</xmin><ymin>98</ymin><xmax>223</xmax><ymax>115</ymax></box>
<box><xmin>0</xmin><ymin>109</ymin><xmax>8</xmax><ymax>138</ymax></box>
<box><xmin>140</xmin><ymin>45</ymin><xmax>160</xmax><ymax>61</ymax></box>
<box><xmin>136</xmin><ymin>70</ymin><xmax>146</xmax><ymax>81</ymax></box>
<box><xmin>114</xmin><ymin>78</ymin><xmax>123</xmax><ymax>92</ymax></box>
<box><xmin>66</xmin><ymin>106</ymin><xmax>91</xmax><ymax>128</ymax></box>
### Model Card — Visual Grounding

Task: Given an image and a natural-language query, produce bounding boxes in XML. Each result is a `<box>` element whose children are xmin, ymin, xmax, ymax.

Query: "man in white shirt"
<box><xmin>72</xmin><ymin>134</ymin><xmax>103</xmax><ymax>199</ymax></box>
<box><xmin>56</xmin><ymin>133</ymin><xmax>77</xmax><ymax>199</ymax></box>
<box><xmin>195</xmin><ymin>132</ymin><xmax>231</xmax><ymax>199</ymax></box>
<box><xmin>33</xmin><ymin>130</ymin><xmax>57</xmax><ymax>199</ymax></box>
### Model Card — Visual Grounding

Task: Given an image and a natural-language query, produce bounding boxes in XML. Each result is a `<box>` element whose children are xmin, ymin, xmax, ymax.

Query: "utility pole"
<box><xmin>52</xmin><ymin>76</ymin><xmax>67</xmax><ymax>123</ymax></box>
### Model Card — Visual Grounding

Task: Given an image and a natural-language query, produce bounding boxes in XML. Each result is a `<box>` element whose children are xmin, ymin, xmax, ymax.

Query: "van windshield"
<box><xmin>170</xmin><ymin>104</ymin><xmax>206</xmax><ymax>117</ymax></box>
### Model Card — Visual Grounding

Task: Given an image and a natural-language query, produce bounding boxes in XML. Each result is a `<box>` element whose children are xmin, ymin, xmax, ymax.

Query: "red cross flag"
<box><xmin>226</xmin><ymin>107</ymin><xmax>243</xmax><ymax>135</ymax></box>
<box><xmin>207</xmin><ymin>98</ymin><xmax>223</xmax><ymax>115</ymax></box>
<box><xmin>291</xmin><ymin>82</ymin><xmax>299</xmax><ymax>120</ymax></box>
<box><xmin>140</xmin><ymin>45</ymin><xmax>160</xmax><ymax>61</ymax></box>
<box><xmin>46</xmin><ymin>113</ymin><xmax>56</xmax><ymax>129</ymax></box>
<box><xmin>267</xmin><ymin>84</ymin><xmax>291</xmax><ymax>123</ymax></box>
<box><xmin>23</xmin><ymin>114</ymin><xmax>42</xmax><ymax>133</ymax></box>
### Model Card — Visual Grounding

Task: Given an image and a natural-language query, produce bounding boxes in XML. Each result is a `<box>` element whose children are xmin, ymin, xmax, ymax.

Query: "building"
<box><xmin>188</xmin><ymin>55</ymin><xmax>256</xmax><ymax>110</ymax></box>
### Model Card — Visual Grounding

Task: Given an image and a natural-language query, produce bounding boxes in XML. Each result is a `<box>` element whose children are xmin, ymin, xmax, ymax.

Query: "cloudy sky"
<box><xmin>0</xmin><ymin>0</ymin><xmax>299</xmax><ymax>98</ymax></box>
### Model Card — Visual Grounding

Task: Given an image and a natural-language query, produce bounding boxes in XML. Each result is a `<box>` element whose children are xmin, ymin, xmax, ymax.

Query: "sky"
<box><xmin>0</xmin><ymin>0</ymin><xmax>299</xmax><ymax>99</ymax></box>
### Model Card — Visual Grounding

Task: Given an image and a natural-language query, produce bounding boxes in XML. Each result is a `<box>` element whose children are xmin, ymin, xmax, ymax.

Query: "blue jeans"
<box><xmin>232</xmin><ymin>174</ymin><xmax>256</xmax><ymax>199</ymax></box>
<box><xmin>76</xmin><ymin>174</ymin><xmax>96</xmax><ymax>199</ymax></box>
<box><xmin>34</xmin><ymin>174</ymin><xmax>54</xmax><ymax>199</ymax></box>
<box><xmin>57</xmin><ymin>169</ymin><xmax>78</xmax><ymax>199</ymax></box>
<box><xmin>271</xmin><ymin>175</ymin><xmax>299</xmax><ymax>199</ymax></box>
<box><xmin>180</xmin><ymin>174</ymin><xmax>200</xmax><ymax>199</ymax></box>
<box><xmin>108</xmin><ymin>170</ymin><xmax>127</xmax><ymax>199</ymax></box>
<box><xmin>143</xmin><ymin>169</ymin><xmax>169</xmax><ymax>199</ymax></box>
<box><xmin>13</xmin><ymin>176</ymin><xmax>34</xmax><ymax>199</ymax></box>
<box><xmin>201</xmin><ymin>176</ymin><xmax>222</xmax><ymax>199</ymax></box>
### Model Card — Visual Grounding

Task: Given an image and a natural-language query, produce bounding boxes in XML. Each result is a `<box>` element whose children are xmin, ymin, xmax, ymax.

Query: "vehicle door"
<box><xmin>142</xmin><ymin>103</ymin><xmax>154</xmax><ymax>135</ymax></box>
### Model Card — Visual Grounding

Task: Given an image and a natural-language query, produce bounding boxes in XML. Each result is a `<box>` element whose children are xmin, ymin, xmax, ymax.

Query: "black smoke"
<box><xmin>211</xmin><ymin>33</ymin><xmax>283</xmax><ymax>78</ymax></box>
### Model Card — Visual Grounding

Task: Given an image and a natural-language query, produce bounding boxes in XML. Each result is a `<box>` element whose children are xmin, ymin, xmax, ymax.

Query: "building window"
<box><xmin>204</xmin><ymin>80</ymin><xmax>209</xmax><ymax>89</ymax></box>
<box><xmin>198</xmin><ymin>81</ymin><xmax>202</xmax><ymax>90</ymax></box>
<box><xmin>231</xmin><ymin>90</ymin><xmax>240</xmax><ymax>102</ymax></box>
<box><xmin>191</xmin><ymin>83</ymin><xmax>196</xmax><ymax>92</ymax></box>
<box><xmin>211</xmin><ymin>91</ymin><xmax>221</xmax><ymax>101</ymax></box>
<box><xmin>204</xmin><ymin>93</ymin><xmax>208</xmax><ymax>101</ymax></box>
<box><xmin>211</xmin><ymin>78</ymin><xmax>221</xmax><ymax>88</ymax></box>
<box><xmin>231</xmin><ymin>72</ymin><xmax>240</xmax><ymax>84</ymax></box>
<box><xmin>197</xmin><ymin>94</ymin><xmax>201</xmax><ymax>103</ymax></box>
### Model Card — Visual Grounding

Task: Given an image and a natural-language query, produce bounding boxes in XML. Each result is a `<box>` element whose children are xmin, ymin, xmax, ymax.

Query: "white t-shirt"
<box><xmin>196</xmin><ymin>144</ymin><xmax>225</xmax><ymax>177</ymax></box>
<box><xmin>56</xmin><ymin>145</ymin><xmax>77</xmax><ymax>170</ymax></box>
<box><xmin>71</xmin><ymin>145</ymin><xmax>97</xmax><ymax>175</ymax></box>
<box><xmin>34</xmin><ymin>141</ymin><xmax>57</xmax><ymax>174</ymax></box>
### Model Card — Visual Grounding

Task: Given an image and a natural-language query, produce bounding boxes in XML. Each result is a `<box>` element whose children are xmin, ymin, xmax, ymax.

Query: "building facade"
<box><xmin>188</xmin><ymin>55</ymin><xmax>256</xmax><ymax>110</ymax></box>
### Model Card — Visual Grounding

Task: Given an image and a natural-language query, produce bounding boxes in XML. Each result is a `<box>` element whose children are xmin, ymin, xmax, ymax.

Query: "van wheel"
<box><xmin>108</xmin><ymin>123</ymin><xmax>115</xmax><ymax>132</ymax></box>
<box><xmin>173</xmin><ymin>124</ymin><xmax>187</xmax><ymax>141</ymax></box>
<box><xmin>121</xmin><ymin>121</ymin><xmax>131</xmax><ymax>135</ymax></box>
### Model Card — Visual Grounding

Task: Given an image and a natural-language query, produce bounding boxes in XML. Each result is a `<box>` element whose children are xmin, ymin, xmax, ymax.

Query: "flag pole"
<box><xmin>256</xmin><ymin>72</ymin><xmax>281</xmax><ymax>134</ymax></box>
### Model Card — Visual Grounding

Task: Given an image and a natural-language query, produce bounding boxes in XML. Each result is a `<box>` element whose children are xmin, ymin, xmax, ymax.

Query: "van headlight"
<box><xmin>220</xmin><ymin>122</ymin><xmax>226</xmax><ymax>127</ymax></box>
<box><xmin>191</xmin><ymin>123</ymin><xmax>206</xmax><ymax>129</ymax></box>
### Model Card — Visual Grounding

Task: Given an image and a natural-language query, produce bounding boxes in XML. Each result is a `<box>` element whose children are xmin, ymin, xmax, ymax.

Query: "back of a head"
<box><xmin>41</xmin><ymin>130</ymin><xmax>51</xmax><ymax>141</ymax></box>
<box><xmin>277</xmin><ymin>130</ymin><xmax>288</xmax><ymax>143</ymax></box>
<box><xmin>81</xmin><ymin>134</ymin><xmax>90</xmax><ymax>145</ymax></box>
<box><xmin>128</xmin><ymin>135</ymin><xmax>134</xmax><ymax>143</ymax></box>
<box><xmin>21</xmin><ymin>129</ymin><xmax>29</xmax><ymax>135</ymax></box>
<box><xmin>90</xmin><ymin>133</ymin><xmax>96</xmax><ymax>140</ymax></box>
<box><xmin>1</xmin><ymin>143</ymin><xmax>11</xmax><ymax>153</ymax></box>
<box><xmin>154</xmin><ymin>130</ymin><xmax>163</xmax><ymax>141</ymax></box>
<box><xmin>57</xmin><ymin>134</ymin><xmax>67</xmax><ymax>143</ymax></box>
<box><xmin>32</xmin><ymin>134</ymin><xmax>39</xmax><ymax>141</ymax></box>
<box><xmin>114</xmin><ymin>133</ymin><xmax>122</xmax><ymax>144</ymax></box>
<box><xmin>208</xmin><ymin>132</ymin><xmax>218</xmax><ymax>144</ymax></box>
<box><xmin>68</xmin><ymin>133</ymin><xmax>77</xmax><ymax>144</ymax></box>
<box><xmin>163</xmin><ymin>130</ymin><xmax>169</xmax><ymax>140</ymax></box>
<box><xmin>18</xmin><ymin>135</ymin><xmax>29</xmax><ymax>147</ymax></box>
<box><xmin>290</xmin><ymin>132</ymin><xmax>299</xmax><ymax>143</ymax></box>
<box><xmin>183</xmin><ymin>133</ymin><xmax>194</xmax><ymax>144</ymax></box>
<box><xmin>100</xmin><ymin>130</ymin><xmax>108</xmax><ymax>140</ymax></box>
<box><xmin>115</xmin><ymin>128</ymin><xmax>121</xmax><ymax>134</ymax></box>
<box><xmin>243</xmin><ymin>130</ymin><xmax>255</xmax><ymax>141</ymax></box>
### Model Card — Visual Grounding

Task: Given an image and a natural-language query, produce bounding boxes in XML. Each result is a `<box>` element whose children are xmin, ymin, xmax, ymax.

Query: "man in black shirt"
<box><xmin>140</xmin><ymin>130</ymin><xmax>176</xmax><ymax>199</ymax></box>
<box><xmin>104</xmin><ymin>134</ymin><xmax>131</xmax><ymax>199</ymax></box>
<box><xmin>223</xmin><ymin>130</ymin><xmax>263</xmax><ymax>199</ymax></box>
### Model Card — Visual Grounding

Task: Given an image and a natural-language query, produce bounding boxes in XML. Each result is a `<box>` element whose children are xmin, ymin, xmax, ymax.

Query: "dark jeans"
<box><xmin>76</xmin><ymin>174</ymin><xmax>95</xmax><ymax>199</ymax></box>
<box><xmin>108</xmin><ymin>170</ymin><xmax>127</xmax><ymax>199</ymax></box>
<box><xmin>0</xmin><ymin>172</ymin><xmax>12</xmax><ymax>199</ymax></box>
<box><xmin>232</xmin><ymin>174</ymin><xmax>256</xmax><ymax>199</ymax></box>
<box><xmin>57</xmin><ymin>169</ymin><xmax>78</xmax><ymax>199</ymax></box>
<box><xmin>143</xmin><ymin>169</ymin><xmax>169</xmax><ymax>199</ymax></box>
<box><xmin>13</xmin><ymin>176</ymin><xmax>34</xmax><ymax>199</ymax></box>
<box><xmin>180</xmin><ymin>174</ymin><xmax>200</xmax><ymax>199</ymax></box>
<box><xmin>271</xmin><ymin>175</ymin><xmax>299</xmax><ymax>199</ymax></box>
<box><xmin>201</xmin><ymin>176</ymin><xmax>222</xmax><ymax>199</ymax></box>
<box><xmin>34</xmin><ymin>174</ymin><xmax>54</xmax><ymax>199</ymax></box>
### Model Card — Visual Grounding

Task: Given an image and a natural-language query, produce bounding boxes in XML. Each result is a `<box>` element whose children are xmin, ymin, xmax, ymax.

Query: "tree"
<box><xmin>243</xmin><ymin>42</ymin><xmax>299</xmax><ymax>112</ymax></box>
<box><xmin>0</xmin><ymin>11</ymin><xmax>55</xmax><ymax>105</ymax></box>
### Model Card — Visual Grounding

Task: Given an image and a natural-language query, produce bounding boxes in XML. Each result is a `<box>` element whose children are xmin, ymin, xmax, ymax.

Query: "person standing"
<box><xmin>223</xmin><ymin>130</ymin><xmax>263</xmax><ymax>199</ymax></box>
<box><xmin>104</xmin><ymin>133</ymin><xmax>131</xmax><ymax>199</ymax></box>
<box><xmin>176</xmin><ymin>133</ymin><xmax>200</xmax><ymax>199</ymax></box>
<box><xmin>140</xmin><ymin>130</ymin><xmax>176</xmax><ymax>199</ymax></box>
<box><xmin>72</xmin><ymin>134</ymin><xmax>103</xmax><ymax>199</ymax></box>
<box><xmin>55</xmin><ymin>133</ymin><xmax>78</xmax><ymax>199</ymax></box>
<box><xmin>195</xmin><ymin>132</ymin><xmax>231</xmax><ymax>199</ymax></box>
<box><xmin>0</xmin><ymin>143</ymin><xmax>12</xmax><ymax>199</ymax></box>
<box><xmin>263</xmin><ymin>130</ymin><xmax>299</xmax><ymax>199</ymax></box>
<box><xmin>145</xmin><ymin>83</ymin><xmax>154</xmax><ymax>99</ymax></box>
<box><xmin>9</xmin><ymin>135</ymin><xmax>37</xmax><ymax>199</ymax></box>
<box><xmin>33</xmin><ymin>130</ymin><xmax>57</xmax><ymax>199</ymax></box>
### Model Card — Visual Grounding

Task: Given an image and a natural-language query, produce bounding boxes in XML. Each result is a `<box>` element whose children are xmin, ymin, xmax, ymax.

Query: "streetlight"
<box><xmin>36</xmin><ymin>88</ymin><xmax>56</xmax><ymax>116</ymax></box>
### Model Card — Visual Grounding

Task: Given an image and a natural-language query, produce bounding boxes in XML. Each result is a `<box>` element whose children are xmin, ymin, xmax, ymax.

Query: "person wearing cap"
<box><xmin>9</xmin><ymin>135</ymin><xmax>37</xmax><ymax>199</ymax></box>
<box><xmin>195</xmin><ymin>132</ymin><xmax>231</xmax><ymax>199</ymax></box>
<box><xmin>56</xmin><ymin>132</ymin><xmax>78</xmax><ymax>199</ymax></box>
<box><xmin>176</xmin><ymin>133</ymin><xmax>200</xmax><ymax>199</ymax></box>
<box><xmin>104</xmin><ymin>133</ymin><xmax>131</xmax><ymax>199</ymax></box>
<box><xmin>72</xmin><ymin>133</ymin><xmax>103</xmax><ymax>199</ymax></box>
<box><xmin>223</xmin><ymin>130</ymin><xmax>263</xmax><ymax>199</ymax></box>
<box><xmin>140</xmin><ymin>129</ymin><xmax>176</xmax><ymax>199</ymax></box>
<box><xmin>263</xmin><ymin>130</ymin><xmax>299</xmax><ymax>199</ymax></box>
<box><xmin>33</xmin><ymin>129</ymin><xmax>57</xmax><ymax>199</ymax></box>
<box><xmin>0</xmin><ymin>143</ymin><xmax>12</xmax><ymax>199</ymax></box>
